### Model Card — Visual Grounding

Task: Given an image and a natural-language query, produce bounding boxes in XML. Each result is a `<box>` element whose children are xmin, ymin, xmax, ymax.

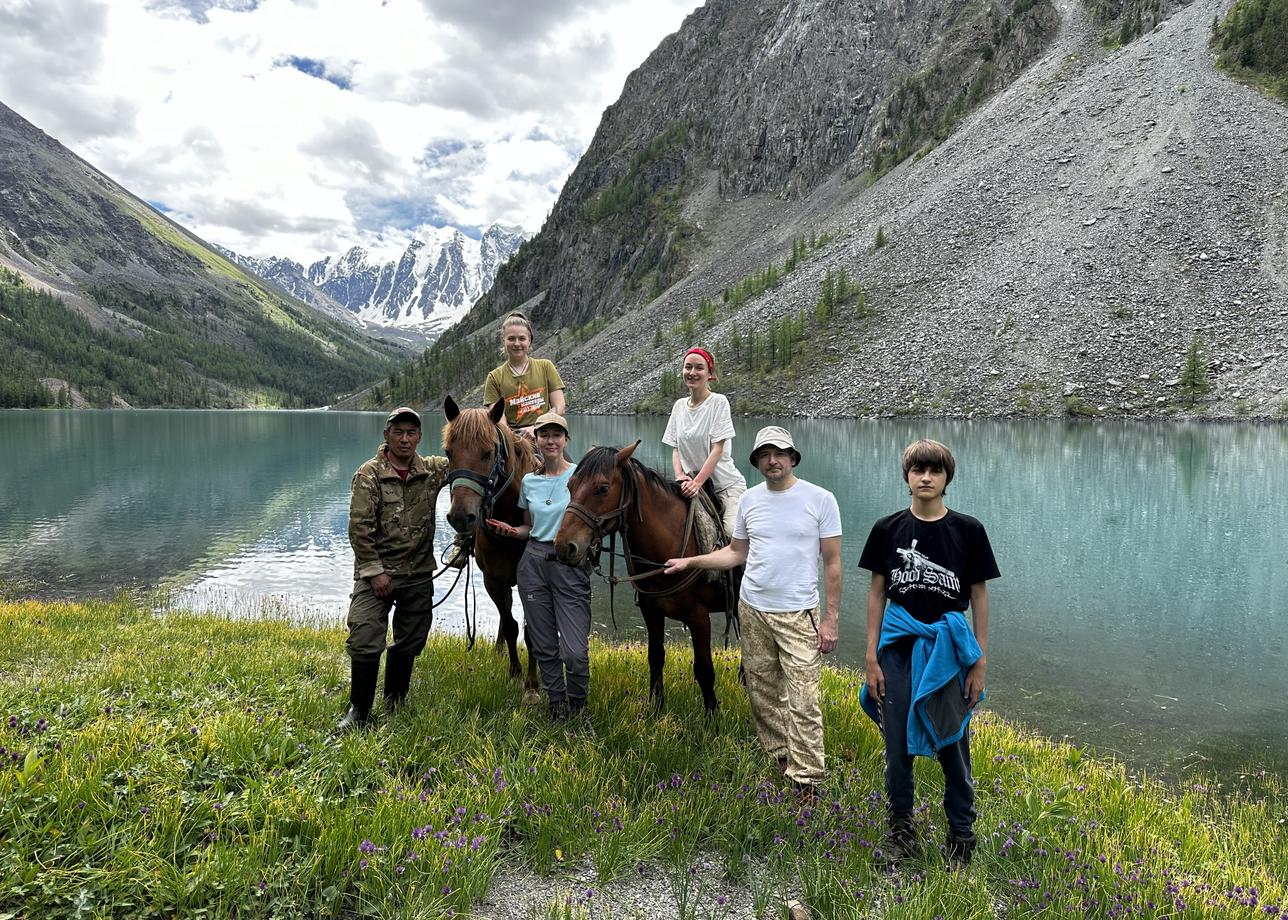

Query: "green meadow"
<box><xmin>1</xmin><ymin>598</ymin><xmax>1284</xmax><ymax>918</ymax></box>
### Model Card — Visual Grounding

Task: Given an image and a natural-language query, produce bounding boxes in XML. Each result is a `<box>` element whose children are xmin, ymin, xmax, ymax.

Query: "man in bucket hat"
<box><xmin>664</xmin><ymin>425</ymin><xmax>842</xmax><ymax>796</ymax></box>
<box><xmin>338</xmin><ymin>406</ymin><xmax>450</xmax><ymax>732</ymax></box>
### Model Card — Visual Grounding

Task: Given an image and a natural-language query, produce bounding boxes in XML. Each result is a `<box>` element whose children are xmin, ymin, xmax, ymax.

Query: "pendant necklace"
<box><xmin>542</xmin><ymin>464</ymin><xmax>566</xmax><ymax>505</ymax></box>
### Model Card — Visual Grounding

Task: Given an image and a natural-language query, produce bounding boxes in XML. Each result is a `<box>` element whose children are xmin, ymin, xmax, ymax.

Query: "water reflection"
<box><xmin>1</xmin><ymin>410</ymin><xmax>1284</xmax><ymax>777</ymax></box>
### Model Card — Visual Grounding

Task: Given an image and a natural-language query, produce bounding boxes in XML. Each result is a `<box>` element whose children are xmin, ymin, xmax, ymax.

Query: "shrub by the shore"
<box><xmin>1</xmin><ymin>598</ymin><xmax>1284</xmax><ymax>918</ymax></box>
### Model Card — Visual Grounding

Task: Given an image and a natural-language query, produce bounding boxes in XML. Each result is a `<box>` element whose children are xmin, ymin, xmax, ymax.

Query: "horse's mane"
<box><xmin>442</xmin><ymin>408</ymin><xmax>540</xmax><ymax>477</ymax></box>
<box><xmin>573</xmin><ymin>445</ymin><xmax>682</xmax><ymax>498</ymax></box>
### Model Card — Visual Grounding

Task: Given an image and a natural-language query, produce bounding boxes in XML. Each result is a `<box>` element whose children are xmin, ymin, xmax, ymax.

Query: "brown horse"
<box><xmin>554</xmin><ymin>442</ymin><xmax>736</xmax><ymax>714</ymax></box>
<box><xmin>442</xmin><ymin>396</ymin><xmax>540</xmax><ymax>692</ymax></box>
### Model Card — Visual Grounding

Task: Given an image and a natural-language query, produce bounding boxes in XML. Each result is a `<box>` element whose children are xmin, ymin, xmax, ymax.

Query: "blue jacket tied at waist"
<box><xmin>860</xmin><ymin>602</ymin><xmax>984</xmax><ymax>757</ymax></box>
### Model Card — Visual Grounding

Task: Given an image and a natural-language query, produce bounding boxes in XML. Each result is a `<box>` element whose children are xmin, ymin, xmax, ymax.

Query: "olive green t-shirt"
<box><xmin>483</xmin><ymin>358</ymin><xmax>565</xmax><ymax>427</ymax></box>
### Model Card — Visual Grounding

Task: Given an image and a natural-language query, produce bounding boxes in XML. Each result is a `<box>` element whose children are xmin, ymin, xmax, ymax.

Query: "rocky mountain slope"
<box><xmin>0</xmin><ymin>100</ymin><xmax>405</xmax><ymax>408</ymax></box>
<box><xmin>408</xmin><ymin>0</ymin><xmax>1287</xmax><ymax>420</ymax></box>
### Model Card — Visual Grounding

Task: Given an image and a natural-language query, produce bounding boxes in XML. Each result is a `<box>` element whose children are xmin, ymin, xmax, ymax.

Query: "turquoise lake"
<box><xmin>1</xmin><ymin>409</ymin><xmax>1284</xmax><ymax>778</ymax></box>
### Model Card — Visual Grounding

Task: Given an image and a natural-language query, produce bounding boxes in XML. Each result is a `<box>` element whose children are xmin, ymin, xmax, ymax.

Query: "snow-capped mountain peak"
<box><xmin>290</xmin><ymin>223</ymin><xmax>527</xmax><ymax>335</ymax></box>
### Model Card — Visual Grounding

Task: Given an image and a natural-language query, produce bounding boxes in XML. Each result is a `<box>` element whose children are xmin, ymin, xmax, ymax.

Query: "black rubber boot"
<box><xmin>945</xmin><ymin>831</ymin><xmax>976</xmax><ymax>870</ymax></box>
<box><xmin>383</xmin><ymin>650</ymin><xmax>415</xmax><ymax>713</ymax></box>
<box><xmin>548</xmin><ymin>699</ymin><xmax>570</xmax><ymax>722</ymax></box>
<box><xmin>335</xmin><ymin>655</ymin><xmax>380</xmax><ymax>733</ymax></box>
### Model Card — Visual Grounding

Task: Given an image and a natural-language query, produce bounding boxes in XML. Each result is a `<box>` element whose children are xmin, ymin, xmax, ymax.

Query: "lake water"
<box><xmin>1</xmin><ymin>409</ymin><xmax>1284</xmax><ymax>778</ymax></box>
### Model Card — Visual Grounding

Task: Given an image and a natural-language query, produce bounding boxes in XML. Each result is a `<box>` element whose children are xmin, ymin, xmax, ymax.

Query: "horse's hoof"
<box><xmin>521</xmin><ymin>689</ymin><xmax>543</xmax><ymax>707</ymax></box>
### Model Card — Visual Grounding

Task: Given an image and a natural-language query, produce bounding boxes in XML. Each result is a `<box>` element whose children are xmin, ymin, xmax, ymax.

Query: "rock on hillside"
<box><xmin>552</xmin><ymin>0</ymin><xmax>1288</xmax><ymax>420</ymax></box>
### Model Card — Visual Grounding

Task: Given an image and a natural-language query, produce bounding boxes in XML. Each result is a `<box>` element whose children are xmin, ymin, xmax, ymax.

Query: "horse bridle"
<box><xmin>563</xmin><ymin>494</ymin><xmax>632</xmax><ymax>566</ymax></box>
<box><xmin>444</xmin><ymin>425</ymin><xmax>513</xmax><ymax>519</ymax></box>
<box><xmin>565</xmin><ymin>462</ymin><xmax>703</xmax><ymax>595</ymax></box>
<box><xmin>564</xmin><ymin>458</ymin><xmax>739</xmax><ymax>647</ymax></box>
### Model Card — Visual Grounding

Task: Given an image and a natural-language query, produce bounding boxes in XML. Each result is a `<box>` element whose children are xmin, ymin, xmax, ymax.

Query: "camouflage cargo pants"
<box><xmin>738</xmin><ymin>599</ymin><xmax>825</xmax><ymax>785</ymax></box>
<box><xmin>346</xmin><ymin>573</ymin><xmax>435</xmax><ymax>659</ymax></box>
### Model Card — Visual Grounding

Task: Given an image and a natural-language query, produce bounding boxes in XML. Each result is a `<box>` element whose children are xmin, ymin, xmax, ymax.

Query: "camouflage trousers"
<box><xmin>738</xmin><ymin>600</ymin><xmax>826</xmax><ymax>785</ymax></box>
<box><xmin>346</xmin><ymin>573</ymin><xmax>435</xmax><ymax>660</ymax></box>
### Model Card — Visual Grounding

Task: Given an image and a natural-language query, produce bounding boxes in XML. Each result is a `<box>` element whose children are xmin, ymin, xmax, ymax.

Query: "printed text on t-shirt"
<box><xmin>889</xmin><ymin>539</ymin><xmax>961</xmax><ymax>598</ymax></box>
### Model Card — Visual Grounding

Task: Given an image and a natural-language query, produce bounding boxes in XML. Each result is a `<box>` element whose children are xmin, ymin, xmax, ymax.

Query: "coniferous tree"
<box><xmin>1180</xmin><ymin>336</ymin><xmax>1211</xmax><ymax>406</ymax></box>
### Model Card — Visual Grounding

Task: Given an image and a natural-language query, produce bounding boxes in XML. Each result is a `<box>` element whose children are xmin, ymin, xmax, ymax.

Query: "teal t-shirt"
<box><xmin>518</xmin><ymin>464</ymin><xmax>576</xmax><ymax>542</ymax></box>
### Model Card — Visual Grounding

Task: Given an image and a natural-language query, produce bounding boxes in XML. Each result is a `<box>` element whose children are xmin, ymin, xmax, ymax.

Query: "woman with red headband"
<box><xmin>663</xmin><ymin>346</ymin><xmax>747</xmax><ymax>538</ymax></box>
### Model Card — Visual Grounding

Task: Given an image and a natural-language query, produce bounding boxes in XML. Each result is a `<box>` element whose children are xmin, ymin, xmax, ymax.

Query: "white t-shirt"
<box><xmin>733</xmin><ymin>479</ymin><xmax>842</xmax><ymax>611</ymax></box>
<box><xmin>662</xmin><ymin>393</ymin><xmax>746</xmax><ymax>492</ymax></box>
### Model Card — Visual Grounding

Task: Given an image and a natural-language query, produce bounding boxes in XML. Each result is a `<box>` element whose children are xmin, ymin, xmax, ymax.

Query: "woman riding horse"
<box><xmin>554</xmin><ymin>442</ymin><xmax>736</xmax><ymax>714</ymax></box>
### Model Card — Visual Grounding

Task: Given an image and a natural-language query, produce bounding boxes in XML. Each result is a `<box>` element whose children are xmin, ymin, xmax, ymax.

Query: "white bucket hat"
<box><xmin>749</xmin><ymin>425</ymin><xmax>801</xmax><ymax>466</ymax></box>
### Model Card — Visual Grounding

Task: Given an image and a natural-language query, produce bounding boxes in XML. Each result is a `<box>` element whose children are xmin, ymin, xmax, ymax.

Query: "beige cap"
<box><xmin>385</xmin><ymin>406</ymin><xmax>421</xmax><ymax>427</ymax></box>
<box><xmin>749</xmin><ymin>425</ymin><xmax>801</xmax><ymax>466</ymax></box>
<box><xmin>531</xmin><ymin>410</ymin><xmax>570</xmax><ymax>436</ymax></box>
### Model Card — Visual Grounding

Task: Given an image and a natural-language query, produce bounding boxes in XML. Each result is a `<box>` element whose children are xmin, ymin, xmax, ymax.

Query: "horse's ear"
<box><xmin>615</xmin><ymin>441</ymin><xmax>641</xmax><ymax>466</ymax></box>
<box><xmin>444</xmin><ymin>395</ymin><xmax>459</xmax><ymax>421</ymax></box>
<box><xmin>488</xmin><ymin>398</ymin><xmax>505</xmax><ymax>425</ymax></box>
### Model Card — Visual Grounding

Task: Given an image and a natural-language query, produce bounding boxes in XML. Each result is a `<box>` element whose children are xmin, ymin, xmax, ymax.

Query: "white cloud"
<box><xmin>0</xmin><ymin>0</ymin><xmax>704</xmax><ymax>263</ymax></box>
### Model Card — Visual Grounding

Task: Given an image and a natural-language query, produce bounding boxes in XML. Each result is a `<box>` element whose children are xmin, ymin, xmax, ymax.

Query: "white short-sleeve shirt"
<box><xmin>733</xmin><ymin>479</ymin><xmax>842</xmax><ymax>611</ymax></box>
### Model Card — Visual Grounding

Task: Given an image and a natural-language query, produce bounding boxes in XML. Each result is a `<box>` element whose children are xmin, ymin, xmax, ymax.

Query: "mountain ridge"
<box><xmin>378</xmin><ymin>0</ymin><xmax>1288</xmax><ymax>421</ymax></box>
<box><xmin>0</xmin><ymin>99</ymin><xmax>405</xmax><ymax>408</ymax></box>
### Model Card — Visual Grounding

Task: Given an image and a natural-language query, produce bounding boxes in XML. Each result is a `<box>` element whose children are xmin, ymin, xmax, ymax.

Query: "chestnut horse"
<box><xmin>554</xmin><ymin>442</ymin><xmax>737</xmax><ymax>714</ymax></box>
<box><xmin>442</xmin><ymin>396</ymin><xmax>540</xmax><ymax>692</ymax></box>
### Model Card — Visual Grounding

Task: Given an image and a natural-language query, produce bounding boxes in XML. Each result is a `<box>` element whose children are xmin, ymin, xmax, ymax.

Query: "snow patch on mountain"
<box><xmin>302</xmin><ymin>223</ymin><xmax>529</xmax><ymax>335</ymax></box>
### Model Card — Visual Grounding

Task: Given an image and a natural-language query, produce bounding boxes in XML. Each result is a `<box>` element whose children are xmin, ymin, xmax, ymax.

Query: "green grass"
<box><xmin>1</xmin><ymin>598</ymin><xmax>1285</xmax><ymax>918</ymax></box>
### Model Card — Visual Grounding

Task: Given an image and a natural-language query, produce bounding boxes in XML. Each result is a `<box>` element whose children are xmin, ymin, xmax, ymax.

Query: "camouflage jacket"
<box><xmin>349</xmin><ymin>445</ymin><xmax>450</xmax><ymax>579</ymax></box>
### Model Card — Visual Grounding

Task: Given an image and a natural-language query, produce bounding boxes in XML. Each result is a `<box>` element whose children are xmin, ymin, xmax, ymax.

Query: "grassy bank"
<box><xmin>1</xmin><ymin>599</ymin><xmax>1285</xmax><ymax>919</ymax></box>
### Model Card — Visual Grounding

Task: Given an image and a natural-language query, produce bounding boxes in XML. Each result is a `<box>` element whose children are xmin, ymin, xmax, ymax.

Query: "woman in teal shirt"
<box><xmin>486</xmin><ymin>411</ymin><xmax>591</xmax><ymax>723</ymax></box>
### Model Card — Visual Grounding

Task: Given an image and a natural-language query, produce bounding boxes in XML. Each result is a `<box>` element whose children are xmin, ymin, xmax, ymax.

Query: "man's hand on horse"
<box><xmin>485</xmin><ymin>518</ymin><xmax>521</xmax><ymax>538</ymax></box>
<box><xmin>662</xmin><ymin>557</ymin><xmax>691</xmax><ymax>575</ymax></box>
<box><xmin>679</xmin><ymin>477</ymin><xmax>703</xmax><ymax>498</ymax></box>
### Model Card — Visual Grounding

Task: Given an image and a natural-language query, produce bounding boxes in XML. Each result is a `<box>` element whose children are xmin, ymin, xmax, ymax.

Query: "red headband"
<box><xmin>683</xmin><ymin>347</ymin><xmax>717</xmax><ymax>381</ymax></box>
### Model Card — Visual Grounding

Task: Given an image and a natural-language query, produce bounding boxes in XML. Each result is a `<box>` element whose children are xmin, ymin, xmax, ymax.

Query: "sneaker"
<box><xmin>792</xmin><ymin>781</ymin><xmax>817</xmax><ymax>804</ymax></box>
<box><xmin>881</xmin><ymin>818</ymin><xmax>920</xmax><ymax>865</ymax></box>
<box><xmin>945</xmin><ymin>832</ymin><xmax>976</xmax><ymax>870</ymax></box>
<box><xmin>568</xmin><ymin>700</ymin><xmax>595</xmax><ymax>737</ymax></box>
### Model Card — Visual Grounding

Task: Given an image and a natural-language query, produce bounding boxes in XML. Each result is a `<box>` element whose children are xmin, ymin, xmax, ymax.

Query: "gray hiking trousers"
<box><xmin>517</xmin><ymin>540</ymin><xmax>592</xmax><ymax>704</ymax></box>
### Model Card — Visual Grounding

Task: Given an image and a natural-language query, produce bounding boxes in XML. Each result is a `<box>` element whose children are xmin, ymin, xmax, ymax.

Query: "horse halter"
<box><xmin>563</xmin><ymin>470</ymin><xmax>636</xmax><ymax>569</ymax></box>
<box><xmin>445</xmin><ymin>426</ymin><xmax>512</xmax><ymax>518</ymax></box>
<box><xmin>563</xmin><ymin>498</ymin><xmax>630</xmax><ymax>567</ymax></box>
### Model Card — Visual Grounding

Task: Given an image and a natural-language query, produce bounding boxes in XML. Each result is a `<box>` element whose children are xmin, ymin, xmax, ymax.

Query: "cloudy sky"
<box><xmin>0</xmin><ymin>0</ymin><xmax>704</xmax><ymax>263</ymax></box>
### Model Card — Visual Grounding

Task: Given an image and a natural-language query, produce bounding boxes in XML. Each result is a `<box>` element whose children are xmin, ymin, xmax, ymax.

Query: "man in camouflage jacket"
<box><xmin>337</xmin><ymin>406</ymin><xmax>450</xmax><ymax>732</ymax></box>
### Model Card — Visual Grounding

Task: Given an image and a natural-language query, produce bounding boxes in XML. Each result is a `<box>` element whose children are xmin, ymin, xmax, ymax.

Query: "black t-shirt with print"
<box><xmin>858</xmin><ymin>509</ymin><xmax>1000</xmax><ymax>624</ymax></box>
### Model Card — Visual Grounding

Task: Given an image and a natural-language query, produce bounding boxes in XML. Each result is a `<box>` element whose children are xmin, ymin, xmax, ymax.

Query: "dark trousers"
<box><xmin>345</xmin><ymin>573</ymin><xmax>435</xmax><ymax>659</ymax></box>
<box><xmin>517</xmin><ymin>541</ymin><xmax>591</xmax><ymax>704</ymax></box>
<box><xmin>879</xmin><ymin>640</ymin><xmax>976</xmax><ymax>838</ymax></box>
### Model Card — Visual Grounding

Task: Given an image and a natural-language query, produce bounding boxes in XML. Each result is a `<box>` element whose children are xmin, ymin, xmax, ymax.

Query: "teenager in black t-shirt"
<box><xmin>858</xmin><ymin>439</ymin><xmax>999</xmax><ymax>869</ymax></box>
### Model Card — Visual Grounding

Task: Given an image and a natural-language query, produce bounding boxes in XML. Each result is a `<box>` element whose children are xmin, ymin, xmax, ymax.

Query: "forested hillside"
<box><xmin>0</xmin><ymin>101</ymin><xmax>405</xmax><ymax>408</ymax></box>
<box><xmin>1214</xmin><ymin>0</ymin><xmax>1288</xmax><ymax>99</ymax></box>
<box><xmin>0</xmin><ymin>270</ymin><xmax>386</xmax><ymax>408</ymax></box>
